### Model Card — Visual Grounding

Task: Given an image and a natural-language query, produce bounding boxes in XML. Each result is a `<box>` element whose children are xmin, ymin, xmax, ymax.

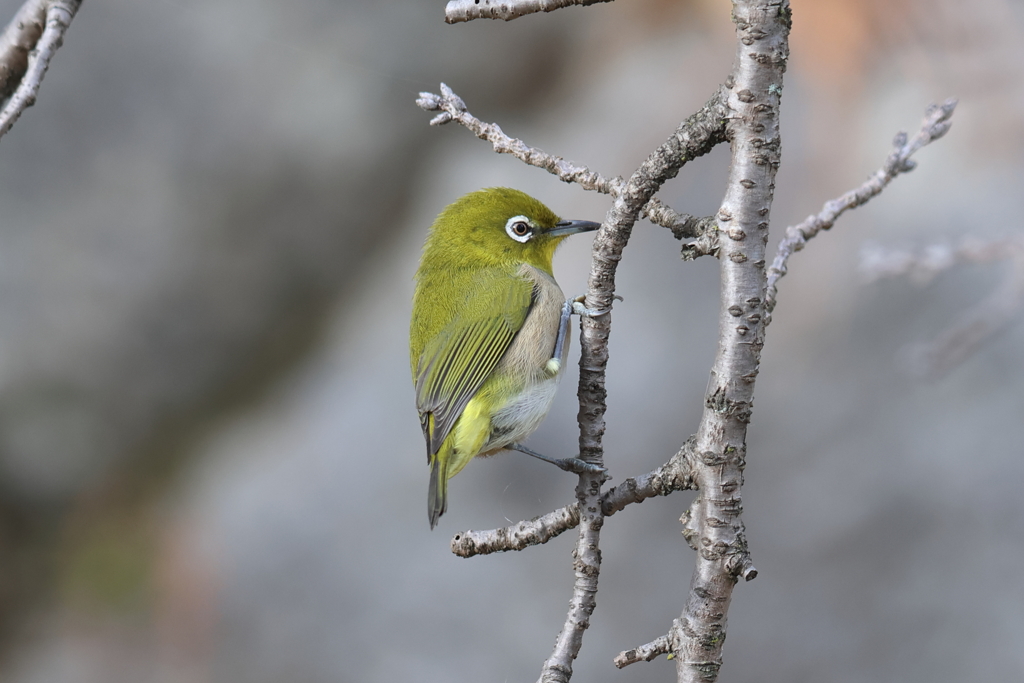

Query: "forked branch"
<box><xmin>420</xmin><ymin>1</ymin><xmax>958</xmax><ymax>682</ymax></box>
<box><xmin>451</xmin><ymin>439</ymin><xmax>697</xmax><ymax>558</ymax></box>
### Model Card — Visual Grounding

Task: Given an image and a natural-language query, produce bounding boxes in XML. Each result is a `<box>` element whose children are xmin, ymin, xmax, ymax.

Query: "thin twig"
<box><xmin>614</xmin><ymin>632</ymin><xmax>674</xmax><ymax>669</ymax></box>
<box><xmin>764</xmin><ymin>98</ymin><xmax>958</xmax><ymax>324</ymax></box>
<box><xmin>445</xmin><ymin>0</ymin><xmax>613</xmax><ymax>24</ymax></box>
<box><xmin>0</xmin><ymin>0</ymin><xmax>81</xmax><ymax>141</ymax></box>
<box><xmin>416</xmin><ymin>84</ymin><xmax>721</xmax><ymax>248</ymax></box>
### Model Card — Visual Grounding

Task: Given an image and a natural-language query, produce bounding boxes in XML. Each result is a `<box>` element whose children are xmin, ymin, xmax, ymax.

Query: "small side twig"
<box><xmin>451</xmin><ymin>504</ymin><xmax>581</xmax><ymax>557</ymax></box>
<box><xmin>445</xmin><ymin>0</ymin><xmax>613</xmax><ymax>24</ymax></box>
<box><xmin>613</xmin><ymin>632</ymin><xmax>674</xmax><ymax>669</ymax></box>
<box><xmin>764</xmin><ymin>98</ymin><xmax>958</xmax><ymax>324</ymax></box>
<box><xmin>0</xmin><ymin>0</ymin><xmax>81</xmax><ymax>141</ymax></box>
<box><xmin>417</xmin><ymin>84</ymin><xmax>723</xmax><ymax>245</ymax></box>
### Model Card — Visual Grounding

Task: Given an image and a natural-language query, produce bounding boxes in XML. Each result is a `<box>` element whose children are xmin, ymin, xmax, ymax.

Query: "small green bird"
<box><xmin>410</xmin><ymin>187</ymin><xmax>600</xmax><ymax>528</ymax></box>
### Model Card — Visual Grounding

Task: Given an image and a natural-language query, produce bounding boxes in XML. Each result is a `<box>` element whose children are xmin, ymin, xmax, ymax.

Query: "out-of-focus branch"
<box><xmin>0</xmin><ymin>0</ymin><xmax>81</xmax><ymax>141</ymax></box>
<box><xmin>0</xmin><ymin>0</ymin><xmax>44</xmax><ymax>99</ymax></box>
<box><xmin>445</xmin><ymin>0</ymin><xmax>612</xmax><ymax>24</ymax></box>
<box><xmin>861</xmin><ymin>236</ymin><xmax>1024</xmax><ymax>378</ymax></box>
<box><xmin>860</xmin><ymin>236</ymin><xmax>1022</xmax><ymax>284</ymax></box>
<box><xmin>450</xmin><ymin>439</ymin><xmax>697</xmax><ymax>558</ymax></box>
<box><xmin>763</xmin><ymin>99</ymin><xmax>958</xmax><ymax>324</ymax></box>
<box><xmin>416</xmin><ymin>84</ymin><xmax>723</xmax><ymax>251</ymax></box>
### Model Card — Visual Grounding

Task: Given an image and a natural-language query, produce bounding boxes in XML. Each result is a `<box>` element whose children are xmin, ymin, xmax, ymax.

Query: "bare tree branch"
<box><xmin>416</xmin><ymin>84</ymin><xmax>723</xmax><ymax>246</ymax></box>
<box><xmin>444</xmin><ymin>0</ymin><xmax>613</xmax><ymax>24</ymax></box>
<box><xmin>418</xmin><ymin>82</ymin><xmax>728</xmax><ymax>680</ymax></box>
<box><xmin>0</xmin><ymin>0</ymin><xmax>81</xmax><ymax>141</ymax></box>
<box><xmin>421</xmin><ymin>2</ymin><xmax>960</xmax><ymax>681</ymax></box>
<box><xmin>764</xmin><ymin>99</ymin><xmax>958</xmax><ymax>324</ymax></box>
<box><xmin>0</xmin><ymin>0</ymin><xmax>44</xmax><ymax>100</ymax></box>
<box><xmin>601</xmin><ymin>437</ymin><xmax>697</xmax><ymax>516</ymax></box>
<box><xmin>655</xmin><ymin>3</ymin><xmax>789</xmax><ymax>680</ymax></box>
<box><xmin>450</xmin><ymin>439</ymin><xmax>697</xmax><ymax>558</ymax></box>
<box><xmin>451</xmin><ymin>504</ymin><xmax>581</xmax><ymax>557</ymax></box>
<box><xmin>539</xmin><ymin>90</ymin><xmax>729</xmax><ymax>683</ymax></box>
<box><xmin>861</xmin><ymin>236</ymin><xmax>1024</xmax><ymax>378</ymax></box>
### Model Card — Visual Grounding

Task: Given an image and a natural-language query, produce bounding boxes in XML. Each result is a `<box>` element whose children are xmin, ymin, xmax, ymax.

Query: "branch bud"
<box><xmin>439</xmin><ymin>82</ymin><xmax>466</xmax><ymax>111</ymax></box>
<box><xmin>416</xmin><ymin>92</ymin><xmax>442</xmax><ymax>111</ymax></box>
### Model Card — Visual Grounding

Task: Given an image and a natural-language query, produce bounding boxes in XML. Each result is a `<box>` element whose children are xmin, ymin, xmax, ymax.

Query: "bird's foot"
<box><xmin>552</xmin><ymin>456</ymin><xmax>607</xmax><ymax>475</ymax></box>
<box><xmin>570</xmin><ymin>294</ymin><xmax>622</xmax><ymax>318</ymax></box>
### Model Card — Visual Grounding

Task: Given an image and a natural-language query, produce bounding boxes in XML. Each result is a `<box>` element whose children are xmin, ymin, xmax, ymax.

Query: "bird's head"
<box><xmin>424</xmin><ymin>187</ymin><xmax>600</xmax><ymax>275</ymax></box>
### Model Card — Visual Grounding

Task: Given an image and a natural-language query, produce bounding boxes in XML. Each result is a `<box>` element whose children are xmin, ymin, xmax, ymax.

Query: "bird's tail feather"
<box><xmin>428</xmin><ymin>454</ymin><xmax>449</xmax><ymax>529</ymax></box>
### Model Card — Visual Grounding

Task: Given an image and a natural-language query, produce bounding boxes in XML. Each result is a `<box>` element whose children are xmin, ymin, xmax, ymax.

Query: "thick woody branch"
<box><xmin>417</xmin><ymin>84</ymin><xmax>724</xmax><ymax>246</ymax></box>
<box><xmin>450</xmin><ymin>439</ymin><xmax>698</xmax><ymax>558</ymax></box>
<box><xmin>764</xmin><ymin>99</ymin><xmax>957</xmax><ymax>324</ymax></box>
<box><xmin>0</xmin><ymin>0</ymin><xmax>81</xmax><ymax>141</ymax></box>
<box><xmin>445</xmin><ymin>0</ymin><xmax>613</xmax><ymax>24</ymax></box>
<box><xmin>665</xmin><ymin>3</ymin><xmax>789</xmax><ymax>681</ymax></box>
<box><xmin>862</xmin><ymin>237</ymin><xmax>1024</xmax><ymax>378</ymax></box>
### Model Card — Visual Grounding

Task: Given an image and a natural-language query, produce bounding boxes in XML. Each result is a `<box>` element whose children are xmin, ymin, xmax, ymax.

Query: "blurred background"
<box><xmin>0</xmin><ymin>0</ymin><xmax>1021</xmax><ymax>681</ymax></box>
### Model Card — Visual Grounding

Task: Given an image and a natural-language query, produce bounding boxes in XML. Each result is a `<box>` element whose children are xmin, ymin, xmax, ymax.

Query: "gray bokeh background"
<box><xmin>0</xmin><ymin>0</ymin><xmax>1022</xmax><ymax>681</ymax></box>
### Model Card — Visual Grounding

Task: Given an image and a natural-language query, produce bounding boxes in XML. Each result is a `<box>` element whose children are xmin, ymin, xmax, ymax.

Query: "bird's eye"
<box><xmin>505</xmin><ymin>215</ymin><xmax>533</xmax><ymax>243</ymax></box>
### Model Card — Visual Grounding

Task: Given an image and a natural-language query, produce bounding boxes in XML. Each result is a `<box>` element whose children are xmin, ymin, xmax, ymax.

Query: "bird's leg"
<box><xmin>544</xmin><ymin>300</ymin><xmax>575</xmax><ymax>377</ymax></box>
<box><xmin>544</xmin><ymin>295</ymin><xmax>622</xmax><ymax>377</ymax></box>
<box><xmin>508</xmin><ymin>442</ymin><xmax>607</xmax><ymax>475</ymax></box>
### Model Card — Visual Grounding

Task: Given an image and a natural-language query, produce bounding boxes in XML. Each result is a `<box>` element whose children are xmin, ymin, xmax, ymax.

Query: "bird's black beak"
<box><xmin>547</xmin><ymin>219</ymin><xmax>601</xmax><ymax>237</ymax></box>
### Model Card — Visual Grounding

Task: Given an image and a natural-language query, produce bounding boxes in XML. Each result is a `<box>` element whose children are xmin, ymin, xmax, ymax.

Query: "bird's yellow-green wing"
<box><xmin>413</xmin><ymin>269</ymin><xmax>534</xmax><ymax>457</ymax></box>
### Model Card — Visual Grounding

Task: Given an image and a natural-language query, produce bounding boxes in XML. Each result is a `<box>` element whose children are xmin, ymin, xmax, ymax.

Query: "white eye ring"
<box><xmin>505</xmin><ymin>215</ymin><xmax>533</xmax><ymax>243</ymax></box>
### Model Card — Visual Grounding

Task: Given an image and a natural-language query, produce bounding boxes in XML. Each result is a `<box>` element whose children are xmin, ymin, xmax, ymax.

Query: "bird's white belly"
<box><xmin>485</xmin><ymin>376</ymin><xmax>560</xmax><ymax>450</ymax></box>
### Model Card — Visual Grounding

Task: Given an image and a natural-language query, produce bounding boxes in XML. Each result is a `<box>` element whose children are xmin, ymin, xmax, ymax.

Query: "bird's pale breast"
<box><xmin>482</xmin><ymin>264</ymin><xmax>567</xmax><ymax>453</ymax></box>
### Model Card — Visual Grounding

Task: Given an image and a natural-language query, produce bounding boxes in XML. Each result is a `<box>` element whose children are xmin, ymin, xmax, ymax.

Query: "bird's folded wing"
<box><xmin>415</xmin><ymin>273</ymin><xmax>534</xmax><ymax>457</ymax></box>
